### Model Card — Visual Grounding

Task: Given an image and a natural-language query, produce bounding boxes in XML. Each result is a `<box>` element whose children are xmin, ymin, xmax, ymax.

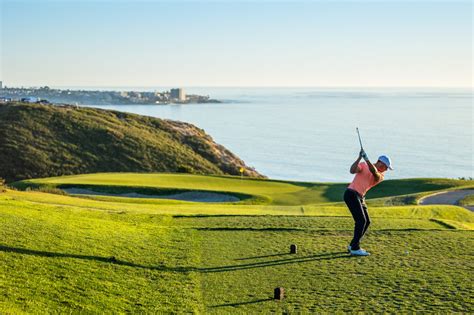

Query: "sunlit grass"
<box><xmin>15</xmin><ymin>173</ymin><xmax>474</xmax><ymax>206</ymax></box>
<box><xmin>2</xmin><ymin>173</ymin><xmax>474</xmax><ymax>312</ymax></box>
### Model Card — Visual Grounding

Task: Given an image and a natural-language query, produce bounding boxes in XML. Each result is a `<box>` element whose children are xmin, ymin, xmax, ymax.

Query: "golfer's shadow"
<box><xmin>235</xmin><ymin>252</ymin><xmax>289</xmax><ymax>260</ymax></box>
<box><xmin>200</xmin><ymin>251</ymin><xmax>350</xmax><ymax>273</ymax></box>
<box><xmin>210</xmin><ymin>298</ymin><xmax>274</xmax><ymax>308</ymax></box>
<box><xmin>0</xmin><ymin>245</ymin><xmax>350</xmax><ymax>273</ymax></box>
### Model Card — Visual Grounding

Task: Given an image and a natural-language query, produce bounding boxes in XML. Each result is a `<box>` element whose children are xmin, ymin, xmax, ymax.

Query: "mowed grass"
<box><xmin>15</xmin><ymin>173</ymin><xmax>474</xmax><ymax>206</ymax></box>
<box><xmin>2</xmin><ymin>173</ymin><xmax>474</xmax><ymax>312</ymax></box>
<box><xmin>3</xmin><ymin>189</ymin><xmax>474</xmax><ymax>229</ymax></box>
<box><xmin>195</xmin><ymin>225</ymin><xmax>473</xmax><ymax>313</ymax></box>
<box><xmin>0</xmin><ymin>195</ymin><xmax>203</xmax><ymax>313</ymax></box>
<box><xmin>459</xmin><ymin>194</ymin><xmax>474</xmax><ymax>207</ymax></box>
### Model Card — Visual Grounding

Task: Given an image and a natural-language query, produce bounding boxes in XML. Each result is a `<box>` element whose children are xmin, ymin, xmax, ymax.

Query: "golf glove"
<box><xmin>361</xmin><ymin>151</ymin><xmax>369</xmax><ymax>161</ymax></box>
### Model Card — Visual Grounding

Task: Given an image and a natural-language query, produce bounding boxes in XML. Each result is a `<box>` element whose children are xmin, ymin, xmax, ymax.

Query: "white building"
<box><xmin>170</xmin><ymin>88</ymin><xmax>186</xmax><ymax>102</ymax></box>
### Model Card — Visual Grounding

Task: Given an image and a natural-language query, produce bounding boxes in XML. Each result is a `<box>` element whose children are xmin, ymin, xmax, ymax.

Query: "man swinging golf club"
<box><xmin>344</xmin><ymin>128</ymin><xmax>393</xmax><ymax>256</ymax></box>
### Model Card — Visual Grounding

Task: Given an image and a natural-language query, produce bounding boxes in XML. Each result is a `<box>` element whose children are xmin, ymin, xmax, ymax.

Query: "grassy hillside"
<box><xmin>15</xmin><ymin>173</ymin><xmax>474</xmax><ymax>206</ymax></box>
<box><xmin>0</xmin><ymin>102</ymin><xmax>263</xmax><ymax>183</ymax></box>
<box><xmin>1</xmin><ymin>179</ymin><xmax>473</xmax><ymax>313</ymax></box>
<box><xmin>459</xmin><ymin>194</ymin><xmax>474</xmax><ymax>207</ymax></box>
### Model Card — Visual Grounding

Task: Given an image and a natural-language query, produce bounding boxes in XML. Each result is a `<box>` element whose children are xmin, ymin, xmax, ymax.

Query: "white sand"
<box><xmin>61</xmin><ymin>188</ymin><xmax>240</xmax><ymax>203</ymax></box>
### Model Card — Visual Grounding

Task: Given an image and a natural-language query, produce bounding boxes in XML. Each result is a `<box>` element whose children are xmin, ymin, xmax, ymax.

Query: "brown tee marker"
<box><xmin>274</xmin><ymin>287</ymin><xmax>285</xmax><ymax>300</ymax></box>
<box><xmin>290</xmin><ymin>244</ymin><xmax>297</xmax><ymax>254</ymax></box>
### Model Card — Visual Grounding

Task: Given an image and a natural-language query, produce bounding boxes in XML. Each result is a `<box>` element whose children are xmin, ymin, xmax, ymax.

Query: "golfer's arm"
<box><xmin>350</xmin><ymin>157</ymin><xmax>362</xmax><ymax>174</ymax></box>
<box><xmin>366</xmin><ymin>159</ymin><xmax>382</xmax><ymax>181</ymax></box>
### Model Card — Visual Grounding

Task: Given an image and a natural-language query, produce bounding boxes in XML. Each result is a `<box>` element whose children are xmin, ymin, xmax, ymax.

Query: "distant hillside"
<box><xmin>0</xmin><ymin>102</ymin><xmax>264</xmax><ymax>182</ymax></box>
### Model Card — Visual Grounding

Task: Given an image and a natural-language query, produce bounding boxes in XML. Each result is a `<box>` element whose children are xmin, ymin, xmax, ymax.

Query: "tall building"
<box><xmin>0</xmin><ymin>81</ymin><xmax>3</xmax><ymax>89</ymax></box>
<box><xmin>170</xmin><ymin>88</ymin><xmax>186</xmax><ymax>102</ymax></box>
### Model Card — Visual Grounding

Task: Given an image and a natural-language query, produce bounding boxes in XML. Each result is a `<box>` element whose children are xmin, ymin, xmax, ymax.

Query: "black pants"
<box><xmin>344</xmin><ymin>189</ymin><xmax>371</xmax><ymax>250</ymax></box>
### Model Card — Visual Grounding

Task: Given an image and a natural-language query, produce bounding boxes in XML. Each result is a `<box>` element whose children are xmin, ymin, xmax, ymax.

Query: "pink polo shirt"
<box><xmin>348</xmin><ymin>162</ymin><xmax>384</xmax><ymax>197</ymax></box>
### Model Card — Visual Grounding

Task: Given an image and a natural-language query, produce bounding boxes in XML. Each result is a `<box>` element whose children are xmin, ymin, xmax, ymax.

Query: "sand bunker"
<box><xmin>62</xmin><ymin>188</ymin><xmax>240</xmax><ymax>203</ymax></box>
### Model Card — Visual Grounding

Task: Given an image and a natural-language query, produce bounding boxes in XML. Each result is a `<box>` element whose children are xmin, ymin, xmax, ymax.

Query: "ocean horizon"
<box><xmin>68</xmin><ymin>87</ymin><xmax>472</xmax><ymax>182</ymax></box>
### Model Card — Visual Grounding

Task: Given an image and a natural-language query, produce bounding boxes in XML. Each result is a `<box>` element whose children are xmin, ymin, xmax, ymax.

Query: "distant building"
<box><xmin>170</xmin><ymin>88</ymin><xmax>186</xmax><ymax>102</ymax></box>
<box><xmin>0</xmin><ymin>81</ymin><xmax>2</xmax><ymax>89</ymax></box>
<box><xmin>170</xmin><ymin>89</ymin><xmax>178</xmax><ymax>99</ymax></box>
<box><xmin>129</xmin><ymin>91</ymin><xmax>141</xmax><ymax>98</ymax></box>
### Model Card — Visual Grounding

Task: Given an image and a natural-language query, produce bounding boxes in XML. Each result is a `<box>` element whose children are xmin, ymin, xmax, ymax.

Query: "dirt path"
<box><xmin>418</xmin><ymin>189</ymin><xmax>474</xmax><ymax>212</ymax></box>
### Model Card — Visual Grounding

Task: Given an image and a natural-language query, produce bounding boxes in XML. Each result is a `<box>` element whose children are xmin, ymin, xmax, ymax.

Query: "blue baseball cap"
<box><xmin>378</xmin><ymin>155</ymin><xmax>393</xmax><ymax>170</ymax></box>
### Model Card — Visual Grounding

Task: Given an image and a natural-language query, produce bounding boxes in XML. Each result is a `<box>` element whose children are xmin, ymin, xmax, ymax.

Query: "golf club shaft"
<box><xmin>356</xmin><ymin>127</ymin><xmax>364</xmax><ymax>150</ymax></box>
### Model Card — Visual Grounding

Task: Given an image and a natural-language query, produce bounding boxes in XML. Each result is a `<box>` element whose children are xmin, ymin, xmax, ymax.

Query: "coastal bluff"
<box><xmin>0</xmin><ymin>102</ymin><xmax>264</xmax><ymax>182</ymax></box>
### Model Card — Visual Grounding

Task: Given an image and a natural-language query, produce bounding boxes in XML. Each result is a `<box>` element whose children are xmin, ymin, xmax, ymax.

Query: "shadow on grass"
<box><xmin>199</xmin><ymin>252</ymin><xmax>350</xmax><ymax>273</ymax></box>
<box><xmin>195</xmin><ymin>227</ymin><xmax>304</xmax><ymax>232</ymax></box>
<box><xmin>0</xmin><ymin>245</ymin><xmax>144</xmax><ymax>267</ymax></box>
<box><xmin>1</xmin><ymin>245</ymin><xmax>351</xmax><ymax>273</ymax></box>
<box><xmin>235</xmin><ymin>253</ymin><xmax>290</xmax><ymax>260</ymax></box>
<box><xmin>210</xmin><ymin>298</ymin><xmax>274</xmax><ymax>308</ymax></box>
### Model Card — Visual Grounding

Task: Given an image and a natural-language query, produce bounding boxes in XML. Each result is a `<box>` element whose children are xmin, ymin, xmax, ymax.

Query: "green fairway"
<box><xmin>191</xmin><ymin>219</ymin><xmax>473</xmax><ymax>313</ymax></box>
<box><xmin>14</xmin><ymin>173</ymin><xmax>474</xmax><ymax>206</ymax></box>
<box><xmin>2</xmin><ymin>173</ymin><xmax>474</xmax><ymax>312</ymax></box>
<box><xmin>459</xmin><ymin>194</ymin><xmax>474</xmax><ymax>207</ymax></box>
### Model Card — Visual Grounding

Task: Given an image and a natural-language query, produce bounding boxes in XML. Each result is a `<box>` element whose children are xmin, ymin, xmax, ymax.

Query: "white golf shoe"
<box><xmin>347</xmin><ymin>245</ymin><xmax>352</xmax><ymax>253</ymax></box>
<box><xmin>350</xmin><ymin>249</ymin><xmax>370</xmax><ymax>256</ymax></box>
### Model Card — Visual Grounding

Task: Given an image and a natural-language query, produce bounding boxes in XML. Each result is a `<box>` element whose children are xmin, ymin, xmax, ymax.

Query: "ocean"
<box><xmin>76</xmin><ymin>87</ymin><xmax>473</xmax><ymax>182</ymax></box>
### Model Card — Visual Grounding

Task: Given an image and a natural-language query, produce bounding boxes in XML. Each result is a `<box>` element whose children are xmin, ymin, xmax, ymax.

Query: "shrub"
<box><xmin>36</xmin><ymin>186</ymin><xmax>68</xmax><ymax>195</ymax></box>
<box><xmin>0</xmin><ymin>178</ymin><xmax>5</xmax><ymax>192</ymax></box>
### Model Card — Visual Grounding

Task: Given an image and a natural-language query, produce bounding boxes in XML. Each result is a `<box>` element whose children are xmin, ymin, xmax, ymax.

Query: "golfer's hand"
<box><xmin>361</xmin><ymin>150</ymin><xmax>369</xmax><ymax>161</ymax></box>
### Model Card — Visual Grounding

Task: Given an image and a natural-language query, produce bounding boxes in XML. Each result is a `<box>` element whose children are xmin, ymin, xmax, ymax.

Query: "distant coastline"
<box><xmin>0</xmin><ymin>85</ymin><xmax>222</xmax><ymax>105</ymax></box>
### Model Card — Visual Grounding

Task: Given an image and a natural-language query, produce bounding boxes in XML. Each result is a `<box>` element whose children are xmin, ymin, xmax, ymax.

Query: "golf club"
<box><xmin>356</xmin><ymin>127</ymin><xmax>364</xmax><ymax>150</ymax></box>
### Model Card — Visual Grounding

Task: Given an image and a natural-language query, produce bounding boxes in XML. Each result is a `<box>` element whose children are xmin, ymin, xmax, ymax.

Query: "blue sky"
<box><xmin>1</xmin><ymin>0</ymin><xmax>472</xmax><ymax>87</ymax></box>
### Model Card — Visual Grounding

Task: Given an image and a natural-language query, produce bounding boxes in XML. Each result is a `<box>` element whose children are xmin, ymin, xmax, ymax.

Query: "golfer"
<box><xmin>344</xmin><ymin>150</ymin><xmax>393</xmax><ymax>256</ymax></box>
